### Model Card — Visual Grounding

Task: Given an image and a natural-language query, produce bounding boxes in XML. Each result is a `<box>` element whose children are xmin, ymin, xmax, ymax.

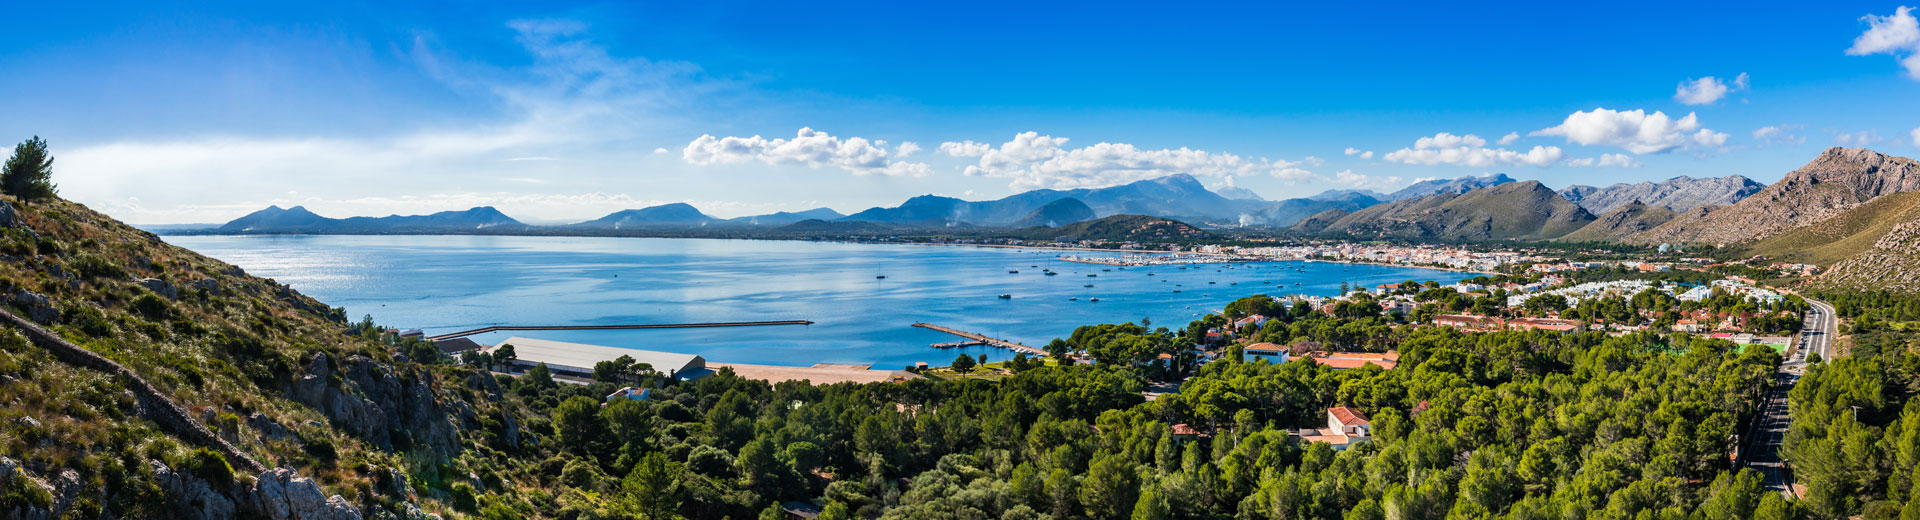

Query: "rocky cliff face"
<box><xmin>1631</xmin><ymin>148</ymin><xmax>1920</xmax><ymax>245</ymax></box>
<box><xmin>1815</xmin><ymin>220</ymin><xmax>1920</xmax><ymax>291</ymax></box>
<box><xmin>292</xmin><ymin>353</ymin><xmax>467</xmax><ymax>461</ymax></box>
<box><xmin>1558</xmin><ymin>175</ymin><xmax>1762</xmax><ymax>214</ymax></box>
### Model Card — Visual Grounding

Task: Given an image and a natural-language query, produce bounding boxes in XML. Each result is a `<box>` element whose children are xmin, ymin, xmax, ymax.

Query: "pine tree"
<box><xmin>1</xmin><ymin>136</ymin><xmax>56</xmax><ymax>202</ymax></box>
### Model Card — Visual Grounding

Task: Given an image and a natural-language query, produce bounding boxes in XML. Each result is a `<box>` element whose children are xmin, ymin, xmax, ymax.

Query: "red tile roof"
<box><xmin>1329</xmin><ymin>406</ymin><xmax>1369</xmax><ymax>426</ymax></box>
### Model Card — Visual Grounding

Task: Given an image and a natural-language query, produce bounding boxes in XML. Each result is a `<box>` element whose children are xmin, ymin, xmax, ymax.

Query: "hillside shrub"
<box><xmin>71</xmin><ymin>254</ymin><xmax>125</xmax><ymax>280</ymax></box>
<box><xmin>176</xmin><ymin>447</ymin><xmax>233</xmax><ymax>485</ymax></box>
<box><xmin>129</xmin><ymin>293</ymin><xmax>170</xmax><ymax>320</ymax></box>
<box><xmin>62</xmin><ymin>305</ymin><xmax>111</xmax><ymax>337</ymax></box>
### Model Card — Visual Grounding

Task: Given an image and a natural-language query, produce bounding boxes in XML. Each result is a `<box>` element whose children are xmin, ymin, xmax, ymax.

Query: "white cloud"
<box><xmin>1752</xmin><ymin>125</ymin><xmax>1806</xmax><ymax>145</ymax></box>
<box><xmin>895</xmin><ymin>141</ymin><xmax>921</xmax><ymax>158</ymax></box>
<box><xmin>1673</xmin><ymin>73</ymin><xmax>1749</xmax><ymax>105</ymax></box>
<box><xmin>1835</xmin><ymin>129</ymin><xmax>1882</xmax><ymax>147</ymax></box>
<box><xmin>682</xmin><ymin>127</ymin><xmax>932</xmax><ymax>177</ymax></box>
<box><xmin>1343</xmin><ymin>147</ymin><xmax>1374</xmax><ymax>159</ymax></box>
<box><xmin>1912</xmin><ymin>126</ymin><xmax>1920</xmax><ymax>148</ymax></box>
<box><xmin>1532</xmin><ymin>108</ymin><xmax>1728</xmax><ymax>154</ymax></box>
<box><xmin>1496</xmin><ymin>132</ymin><xmax>1520</xmax><ymax>146</ymax></box>
<box><xmin>505</xmin><ymin>156</ymin><xmax>557</xmax><ymax>161</ymax></box>
<box><xmin>652</xmin><ymin>147</ymin><xmax>669</xmax><ymax>154</ymax></box>
<box><xmin>939</xmin><ymin>140</ymin><xmax>993</xmax><ymax>157</ymax></box>
<box><xmin>1382</xmin><ymin>132</ymin><xmax>1565</xmax><ymax>167</ymax></box>
<box><xmin>940</xmin><ymin>131</ymin><xmax>1317</xmax><ymax>190</ymax></box>
<box><xmin>1564</xmin><ymin>154</ymin><xmax>1642</xmax><ymax>168</ymax></box>
<box><xmin>1847</xmin><ymin>6</ymin><xmax>1920</xmax><ymax>79</ymax></box>
<box><xmin>1330</xmin><ymin>170</ymin><xmax>1406</xmax><ymax>190</ymax></box>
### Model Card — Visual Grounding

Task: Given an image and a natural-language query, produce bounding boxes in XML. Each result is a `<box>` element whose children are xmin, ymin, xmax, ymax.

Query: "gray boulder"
<box><xmin>291</xmin><ymin>353</ymin><xmax>463</xmax><ymax>460</ymax></box>
<box><xmin>245</xmin><ymin>468</ymin><xmax>361</xmax><ymax>520</ymax></box>
<box><xmin>9</xmin><ymin>290</ymin><xmax>57</xmax><ymax>325</ymax></box>
<box><xmin>150</xmin><ymin>459</ymin><xmax>236</xmax><ymax>520</ymax></box>
<box><xmin>135</xmin><ymin>277</ymin><xmax>178</xmax><ymax>299</ymax></box>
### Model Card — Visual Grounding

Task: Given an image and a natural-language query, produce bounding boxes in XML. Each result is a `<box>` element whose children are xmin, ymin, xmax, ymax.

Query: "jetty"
<box><xmin>425</xmin><ymin>320</ymin><xmax>813</xmax><ymax>342</ymax></box>
<box><xmin>913</xmin><ymin>323</ymin><xmax>1046</xmax><ymax>356</ymax></box>
<box><xmin>931</xmin><ymin>340</ymin><xmax>989</xmax><ymax>348</ymax></box>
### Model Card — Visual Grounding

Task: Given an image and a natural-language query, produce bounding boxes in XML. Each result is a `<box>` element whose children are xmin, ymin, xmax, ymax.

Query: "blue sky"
<box><xmin>4</xmin><ymin>1</ymin><xmax>1919</xmax><ymax>223</ymax></box>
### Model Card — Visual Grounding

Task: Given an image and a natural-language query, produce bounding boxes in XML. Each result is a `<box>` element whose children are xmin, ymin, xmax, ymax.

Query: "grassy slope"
<box><xmin>0</xmin><ymin>195</ymin><xmax>517</xmax><ymax>517</ymax></box>
<box><xmin>1558</xmin><ymin>203</ymin><xmax>1677</xmax><ymax>243</ymax></box>
<box><xmin>1745</xmin><ymin>191</ymin><xmax>1920</xmax><ymax>265</ymax></box>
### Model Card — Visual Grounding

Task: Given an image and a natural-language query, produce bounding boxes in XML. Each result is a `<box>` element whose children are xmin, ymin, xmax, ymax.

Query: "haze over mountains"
<box><xmin>192</xmin><ymin>167</ymin><xmax>1773</xmax><ymax>240</ymax></box>
<box><xmin>163</xmin><ymin>147</ymin><xmax>1920</xmax><ymax>289</ymax></box>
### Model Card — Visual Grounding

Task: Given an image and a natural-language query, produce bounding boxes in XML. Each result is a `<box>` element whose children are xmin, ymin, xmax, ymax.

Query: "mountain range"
<box><xmin>1558</xmin><ymin>175</ymin><xmax>1764</xmax><ymax>215</ymax></box>
<box><xmin>218</xmin><ymin>205</ymin><xmax>525</xmax><ymax>234</ymax></box>
<box><xmin>1630</xmin><ymin>147</ymin><xmax>1920</xmax><ymax>246</ymax></box>
<box><xmin>1296</xmin><ymin>180</ymin><xmax>1597</xmax><ymax>241</ymax></box>
<box><xmin>192</xmin><ymin>169</ymin><xmax>1780</xmax><ymax>243</ymax></box>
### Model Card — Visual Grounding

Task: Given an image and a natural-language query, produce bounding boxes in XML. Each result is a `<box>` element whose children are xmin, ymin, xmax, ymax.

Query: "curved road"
<box><xmin>1743</xmin><ymin>297</ymin><xmax>1837</xmax><ymax>497</ymax></box>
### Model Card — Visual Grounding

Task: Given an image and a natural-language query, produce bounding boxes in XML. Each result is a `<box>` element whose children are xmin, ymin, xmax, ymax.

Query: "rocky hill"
<box><xmin>217</xmin><ymin>205</ymin><xmax>524</xmax><ymax>234</ymax></box>
<box><xmin>1746</xmin><ymin>191</ymin><xmax>1920</xmax><ymax>266</ymax></box>
<box><xmin>0</xmin><ymin>195</ymin><xmax>524</xmax><ymax>518</ymax></box>
<box><xmin>1558</xmin><ymin>175</ymin><xmax>1763</xmax><ymax>214</ymax></box>
<box><xmin>1004</xmin><ymin>214</ymin><xmax>1214</xmax><ymax>242</ymax></box>
<box><xmin>1290</xmin><ymin>208</ymin><xmax>1351</xmax><ymax>234</ymax></box>
<box><xmin>1810</xmin><ymin>217</ymin><xmax>1920</xmax><ymax>291</ymax></box>
<box><xmin>1629</xmin><ymin>148</ymin><xmax>1920</xmax><ymax>246</ymax></box>
<box><xmin>574</xmin><ymin>202</ymin><xmax>719</xmax><ymax>229</ymax></box>
<box><xmin>1011</xmin><ymin>197</ymin><xmax>1096</xmax><ymax>227</ymax></box>
<box><xmin>1382</xmin><ymin>173</ymin><xmax>1515</xmax><ymax>201</ymax></box>
<box><xmin>1301</xmin><ymin>180</ymin><xmax>1595</xmax><ymax>241</ymax></box>
<box><xmin>1557</xmin><ymin>202</ymin><xmax>1677</xmax><ymax>242</ymax></box>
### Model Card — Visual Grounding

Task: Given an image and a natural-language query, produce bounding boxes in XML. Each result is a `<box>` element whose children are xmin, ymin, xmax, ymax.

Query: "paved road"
<box><xmin>1743</xmin><ymin>297</ymin><xmax>1838</xmax><ymax>497</ymax></box>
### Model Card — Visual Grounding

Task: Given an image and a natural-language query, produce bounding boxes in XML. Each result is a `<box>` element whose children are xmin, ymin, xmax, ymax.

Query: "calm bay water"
<box><xmin>164</xmin><ymin>235</ymin><xmax>1468</xmax><ymax>368</ymax></box>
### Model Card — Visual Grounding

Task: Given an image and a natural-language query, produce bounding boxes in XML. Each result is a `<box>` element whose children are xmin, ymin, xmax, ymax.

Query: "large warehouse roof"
<box><xmin>493</xmin><ymin>337</ymin><xmax>707</xmax><ymax>379</ymax></box>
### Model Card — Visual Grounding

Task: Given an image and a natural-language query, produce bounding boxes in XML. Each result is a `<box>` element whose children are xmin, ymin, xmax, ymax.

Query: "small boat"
<box><xmin>1208</xmin><ymin>281</ymin><xmax>1217</xmax><ymax>284</ymax></box>
<box><xmin>1089</xmin><ymin>298</ymin><xmax>1100</xmax><ymax>302</ymax></box>
<box><xmin>876</xmin><ymin>275</ymin><xmax>886</xmax><ymax>279</ymax></box>
<box><xmin>1044</xmin><ymin>271</ymin><xmax>1058</xmax><ymax>276</ymax></box>
<box><xmin>1173</xmin><ymin>290</ymin><xmax>1182</xmax><ymax>293</ymax></box>
<box><xmin>1083</xmin><ymin>284</ymin><xmax>1094</xmax><ymax>287</ymax></box>
<box><xmin>1147</xmin><ymin>273</ymin><xmax>1155</xmax><ymax>276</ymax></box>
<box><xmin>1009</xmin><ymin>270</ymin><xmax>1019</xmax><ymax>274</ymax></box>
<box><xmin>998</xmin><ymin>294</ymin><xmax>1012</xmax><ymax>299</ymax></box>
<box><xmin>1069</xmin><ymin>297</ymin><xmax>1079</xmax><ymax>301</ymax></box>
<box><xmin>1102</xmin><ymin>269</ymin><xmax>1111</xmax><ymax>272</ymax></box>
<box><xmin>1087</xmin><ymin>274</ymin><xmax>1097</xmax><ymax>277</ymax></box>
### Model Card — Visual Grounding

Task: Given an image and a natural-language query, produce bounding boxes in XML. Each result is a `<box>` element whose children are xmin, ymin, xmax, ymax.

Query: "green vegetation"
<box><xmin>0</xmin><ymin>137</ymin><xmax>56</xmax><ymax>203</ymax></box>
<box><xmin>1782</xmin><ymin>290</ymin><xmax>1920</xmax><ymax>517</ymax></box>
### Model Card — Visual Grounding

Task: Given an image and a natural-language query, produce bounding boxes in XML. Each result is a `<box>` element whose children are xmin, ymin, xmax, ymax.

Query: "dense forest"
<box><xmin>1787</xmin><ymin>290</ymin><xmax>1920</xmax><ymax>518</ymax></box>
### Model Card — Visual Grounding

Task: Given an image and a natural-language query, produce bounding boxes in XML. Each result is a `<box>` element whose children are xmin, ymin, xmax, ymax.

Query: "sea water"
<box><xmin>165</xmin><ymin>235</ymin><xmax>1469</xmax><ymax>368</ymax></box>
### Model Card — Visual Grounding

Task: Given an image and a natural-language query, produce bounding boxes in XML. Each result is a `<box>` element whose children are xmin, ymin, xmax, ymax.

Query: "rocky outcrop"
<box><xmin>0</xmin><ymin>457</ymin><xmax>56</xmax><ymax>520</ymax></box>
<box><xmin>151</xmin><ymin>459</ymin><xmax>236</xmax><ymax>520</ymax></box>
<box><xmin>1558</xmin><ymin>175</ymin><xmax>1763</xmax><ymax>214</ymax></box>
<box><xmin>292</xmin><ymin>353</ymin><xmax>462</xmax><ymax>460</ymax></box>
<box><xmin>243</xmin><ymin>468</ymin><xmax>362</xmax><ymax>520</ymax></box>
<box><xmin>1632</xmin><ymin>148</ymin><xmax>1920</xmax><ymax>245</ymax></box>
<box><xmin>8</xmin><ymin>290</ymin><xmax>57</xmax><ymax>325</ymax></box>
<box><xmin>1816</xmin><ymin>221</ymin><xmax>1920</xmax><ymax>292</ymax></box>
<box><xmin>0</xmin><ymin>200</ymin><xmax>23</xmax><ymax>229</ymax></box>
<box><xmin>135</xmin><ymin>277</ymin><xmax>178</xmax><ymax>299</ymax></box>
